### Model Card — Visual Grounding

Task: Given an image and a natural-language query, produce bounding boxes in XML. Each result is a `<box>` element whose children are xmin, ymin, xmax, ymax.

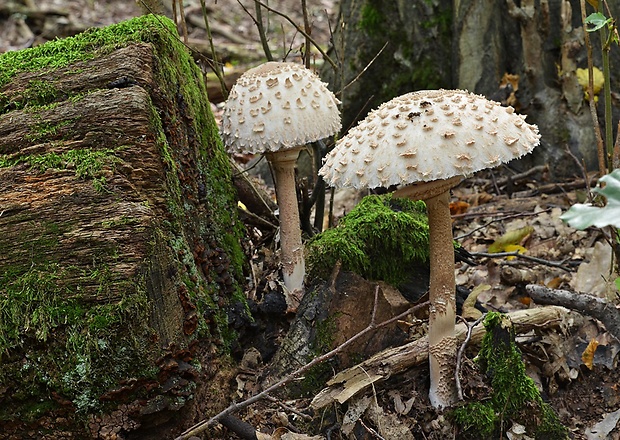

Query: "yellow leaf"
<box><xmin>586</xmin><ymin>0</ymin><xmax>598</xmax><ymax>8</ymax></box>
<box><xmin>488</xmin><ymin>226</ymin><xmax>534</xmax><ymax>254</ymax></box>
<box><xmin>581</xmin><ymin>338</ymin><xmax>599</xmax><ymax>370</ymax></box>
<box><xmin>576</xmin><ymin>67</ymin><xmax>605</xmax><ymax>100</ymax></box>
<box><xmin>504</xmin><ymin>244</ymin><xmax>526</xmax><ymax>260</ymax></box>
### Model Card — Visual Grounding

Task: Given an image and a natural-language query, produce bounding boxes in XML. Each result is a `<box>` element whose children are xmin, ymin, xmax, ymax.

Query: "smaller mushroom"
<box><xmin>319</xmin><ymin>89</ymin><xmax>540</xmax><ymax>408</ymax></box>
<box><xmin>222</xmin><ymin>62</ymin><xmax>341</xmax><ymax>312</ymax></box>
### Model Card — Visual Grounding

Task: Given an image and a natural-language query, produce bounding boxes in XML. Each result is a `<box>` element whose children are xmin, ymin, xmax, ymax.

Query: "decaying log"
<box><xmin>311</xmin><ymin>306</ymin><xmax>571</xmax><ymax>409</ymax></box>
<box><xmin>526</xmin><ymin>284</ymin><xmax>620</xmax><ymax>341</ymax></box>
<box><xmin>0</xmin><ymin>15</ymin><xmax>245</xmax><ymax>439</ymax></box>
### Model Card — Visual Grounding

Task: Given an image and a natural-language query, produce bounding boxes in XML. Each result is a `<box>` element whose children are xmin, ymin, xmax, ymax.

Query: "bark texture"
<box><xmin>0</xmin><ymin>15</ymin><xmax>245</xmax><ymax>439</ymax></box>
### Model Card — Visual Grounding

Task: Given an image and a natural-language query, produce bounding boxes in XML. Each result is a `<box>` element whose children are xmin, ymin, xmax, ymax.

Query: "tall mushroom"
<box><xmin>221</xmin><ymin>62</ymin><xmax>341</xmax><ymax>312</ymax></box>
<box><xmin>318</xmin><ymin>89</ymin><xmax>540</xmax><ymax>408</ymax></box>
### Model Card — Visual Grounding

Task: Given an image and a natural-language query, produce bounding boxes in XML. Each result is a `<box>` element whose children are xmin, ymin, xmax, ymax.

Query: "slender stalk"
<box><xmin>580</xmin><ymin>0</ymin><xmax>606</xmax><ymax>176</ymax></box>
<box><xmin>426</xmin><ymin>190</ymin><xmax>458</xmax><ymax>408</ymax></box>
<box><xmin>599</xmin><ymin>2</ymin><xmax>613</xmax><ymax>172</ymax></box>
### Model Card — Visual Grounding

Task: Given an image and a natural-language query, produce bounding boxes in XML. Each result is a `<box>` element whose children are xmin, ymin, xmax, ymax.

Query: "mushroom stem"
<box><xmin>425</xmin><ymin>189</ymin><xmax>458</xmax><ymax>408</ymax></box>
<box><xmin>266</xmin><ymin>148</ymin><xmax>306</xmax><ymax>311</ymax></box>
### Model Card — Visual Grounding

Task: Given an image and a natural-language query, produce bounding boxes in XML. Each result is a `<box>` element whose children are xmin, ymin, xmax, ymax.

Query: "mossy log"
<box><xmin>0</xmin><ymin>15</ymin><xmax>246</xmax><ymax>439</ymax></box>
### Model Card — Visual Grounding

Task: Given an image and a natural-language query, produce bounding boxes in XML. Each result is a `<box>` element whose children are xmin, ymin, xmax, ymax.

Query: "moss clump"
<box><xmin>358</xmin><ymin>2</ymin><xmax>384</xmax><ymax>35</ymax></box>
<box><xmin>307</xmin><ymin>193</ymin><xmax>433</xmax><ymax>286</ymax></box>
<box><xmin>0</xmin><ymin>16</ymin><xmax>179</xmax><ymax>89</ymax></box>
<box><xmin>1</xmin><ymin>146</ymin><xmax>122</xmax><ymax>192</ymax></box>
<box><xmin>453</xmin><ymin>312</ymin><xmax>568</xmax><ymax>439</ymax></box>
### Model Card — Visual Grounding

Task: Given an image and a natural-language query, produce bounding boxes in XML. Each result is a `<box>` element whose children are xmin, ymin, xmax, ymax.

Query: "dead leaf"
<box><xmin>581</xmin><ymin>338</ymin><xmax>599</xmax><ymax>370</ymax></box>
<box><xmin>388</xmin><ymin>390</ymin><xmax>415</xmax><ymax>415</ymax></box>
<box><xmin>450</xmin><ymin>200</ymin><xmax>470</xmax><ymax>216</ymax></box>
<box><xmin>341</xmin><ymin>396</ymin><xmax>371</xmax><ymax>436</ymax></box>
<box><xmin>462</xmin><ymin>284</ymin><xmax>491</xmax><ymax>320</ymax></box>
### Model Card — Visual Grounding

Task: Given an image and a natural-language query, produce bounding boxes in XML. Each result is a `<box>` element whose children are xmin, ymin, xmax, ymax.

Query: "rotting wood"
<box><xmin>311</xmin><ymin>306</ymin><xmax>572</xmax><ymax>409</ymax></box>
<box><xmin>0</xmin><ymin>15</ymin><xmax>245</xmax><ymax>439</ymax></box>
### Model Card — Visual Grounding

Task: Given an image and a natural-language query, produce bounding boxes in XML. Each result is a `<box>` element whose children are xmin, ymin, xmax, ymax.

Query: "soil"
<box><xmin>1</xmin><ymin>1</ymin><xmax>619</xmax><ymax>439</ymax></box>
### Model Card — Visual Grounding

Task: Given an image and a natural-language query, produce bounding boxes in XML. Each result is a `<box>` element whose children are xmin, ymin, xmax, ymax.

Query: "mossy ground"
<box><xmin>452</xmin><ymin>312</ymin><xmax>569</xmax><ymax>439</ymax></box>
<box><xmin>307</xmin><ymin>193</ymin><xmax>437</xmax><ymax>286</ymax></box>
<box><xmin>0</xmin><ymin>14</ymin><xmax>245</xmax><ymax>428</ymax></box>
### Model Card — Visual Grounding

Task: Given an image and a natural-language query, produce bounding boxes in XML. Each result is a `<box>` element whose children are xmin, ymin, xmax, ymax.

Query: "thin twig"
<box><xmin>199</xmin><ymin>0</ymin><xmax>228</xmax><ymax>99</ymax></box>
<box><xmin>455</xmin><ymin>314</ymin><xmax>486</xmax><ymax>400</ymax></box>
<box><xmin>470</xmin><ymin>251</ymin><xmax>572</xmax><ymax>272</ymax></box>
<box><xmin>254</xmin><ymin>0</ymin><xmax>274</xmax><ymax>60</ymax></box>
<box><xmin>454</xmin><ymin>208</ymin><xmax>552</xmax><ymax>240</ymax></box>
<box><xmin>301</xmin><ymin>0</ymin><xmax>311</xmax><ymax>68</ymax></box>
<box><xmin>263</xmin><ymin>395</ymin><xmax>313</xmax><ymax>421</ymax></box>
<box><xmin>174</xmin><ymin>294</ymin><xmax>429</xmax><ymax>439</ymax></box>
<box><xmin>177</xmin><ymin>0</ymin><xmax>189</xmax><ymax>44</ymax></box>
<box><xmin>252</xmin><ymin>0</ymin><xmax>337</xmax><ymax>69</ymax></box>
<box><xmin>341</xmin><ymin>41</ymin><xmax>388</xmax><ymax>93</ymax></box>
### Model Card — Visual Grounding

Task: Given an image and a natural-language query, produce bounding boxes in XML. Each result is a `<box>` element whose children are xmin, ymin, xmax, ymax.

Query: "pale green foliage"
<box><xmin>560</xmin><ymin>169</ymin><xmax>620</xmax><ymax>229</ymax></box>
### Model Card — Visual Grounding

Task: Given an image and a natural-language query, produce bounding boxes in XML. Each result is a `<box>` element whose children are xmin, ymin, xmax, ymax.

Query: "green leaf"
<box><xmin>615</xmin><ymin>276</ymin><xmax>620</xmax><ymax>292</ymax></box>
<box><xmin>585</xmin><ymin>12</ymin><xmax>612</xmax><ymax>32</ymax></box>
<box><xmin>560</xmin><ymin>169</ymin><xmax>620</xmax><ymax>229</ymax></box>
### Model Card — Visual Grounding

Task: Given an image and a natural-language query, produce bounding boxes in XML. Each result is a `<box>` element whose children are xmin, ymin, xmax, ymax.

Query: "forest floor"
<box><xmin>1</xmin><ymin>1</ymin><xmax>619</xmax><ymax>439</ymax></box>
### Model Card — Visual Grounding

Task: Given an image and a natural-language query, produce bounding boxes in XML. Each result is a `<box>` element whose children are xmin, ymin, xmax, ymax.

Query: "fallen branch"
<box><xmin>174</xmin><ymin>288</ymin><xmax>429</xmax><ymax>439</ymax></box>
<box><xmin>470</xmin><ymin>251</ymin><xmax>573</xmax><ymax>272</ymax></box>
<box><xmin>311</xmin><ymin>306</ymin><xmax>571</xmax><ymax>409</ymax></box>
<box><xmin>526</xmin><ymin>284</ymin><xmax>620</xmax><ymax>341</ymax></box>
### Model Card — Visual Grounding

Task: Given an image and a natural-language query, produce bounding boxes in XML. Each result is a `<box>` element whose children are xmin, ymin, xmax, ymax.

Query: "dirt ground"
<box><xmin>1</xmin><ymin>1</ymin><xmax>619</xmax><ymax>439</ymax></box>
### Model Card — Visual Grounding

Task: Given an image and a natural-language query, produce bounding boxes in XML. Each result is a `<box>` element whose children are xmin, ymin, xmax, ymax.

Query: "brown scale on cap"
<box><xmin>319</xmin><ymin>89</ymin><xmax>540</xmax><ymax>188</ymax></box>
<box><xmin>221</xmin><ymin>62</ymin><xmax>340</xmax><ymax>155</ymax></box>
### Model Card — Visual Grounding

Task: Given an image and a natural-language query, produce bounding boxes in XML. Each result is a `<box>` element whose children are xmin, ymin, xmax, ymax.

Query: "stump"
<box><xmin>0</xmin><ymin>15</ymin><xmax>246</xmax><ymax>439</ymax></box>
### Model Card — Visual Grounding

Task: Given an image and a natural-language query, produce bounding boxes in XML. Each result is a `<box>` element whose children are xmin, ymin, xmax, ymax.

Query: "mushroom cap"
<box><xmin>221</xmin><ymin>61</ymin><xmax>341</xmax><ymax>155</ymax></box>
<box><xmin>319</xmin><ymin>89</ymin><xmax>540</xmax><ymax>189</ymax></box>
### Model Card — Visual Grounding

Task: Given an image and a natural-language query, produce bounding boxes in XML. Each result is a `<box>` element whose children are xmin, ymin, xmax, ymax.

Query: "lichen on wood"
<box><xmin>0</xmin><ymin>14</ymin><xmax>246</xmax><ymax>437</ymax></box>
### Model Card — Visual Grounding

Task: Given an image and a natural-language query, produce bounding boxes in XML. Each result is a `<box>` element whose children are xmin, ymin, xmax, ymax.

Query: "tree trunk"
<box><xmin>0</xmin><ymin>15</ymin><xmax>245</xmax><ymax>439</ymax></box>
<box><xmin>321</xmin><ymin>0</ymin><xmax>453</xmax><ymax>133</ymax></box>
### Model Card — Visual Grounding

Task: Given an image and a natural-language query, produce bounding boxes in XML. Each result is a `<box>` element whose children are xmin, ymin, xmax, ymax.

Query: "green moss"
<box><xmin>307</xmin><ymin>194</ymin><xmax>431</xmax><ymax>285</ymax></box>
<box><xmin>0</xmin><ymin>15</ymin><xmax>178</xmax><ymax>89</ymax></box>
<box><xmin>0</xmin><ymin>13</ymin><xmax>247</xmax><ymax>425</ymax></box>
<box><xmin>453</xmin><ymin>313</ymin><xmax>568</xmax><ymax>439</ymax></box>
<box><xmin>1</xmin><ymin>146</ymin><xmax>122</xmax><ymax>192</ymax></box>
<box><xmin>358</xmin><ymin>2</ymin><xmax>384</xmax><ymax>35</ymax></box>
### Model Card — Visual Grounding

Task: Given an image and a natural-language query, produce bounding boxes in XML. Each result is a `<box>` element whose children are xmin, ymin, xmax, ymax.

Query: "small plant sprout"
<box><xmin>221</xmin><ymin>62</ymin><xmax>341</xmax><ymax>312</ymax></box>
<box><xmin>319</xmin><ymin>89</ymin><xmax>540</xmax><ymax>408</ymax></box>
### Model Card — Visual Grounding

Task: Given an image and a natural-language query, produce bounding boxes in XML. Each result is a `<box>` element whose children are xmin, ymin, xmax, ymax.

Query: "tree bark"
<box><xmin>0</xmin><ymin>16</ymin><xmax>245</xmax><ymax>439</ymax></box>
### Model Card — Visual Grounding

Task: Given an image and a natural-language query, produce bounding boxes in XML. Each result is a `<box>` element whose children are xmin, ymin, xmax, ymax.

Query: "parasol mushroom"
<box><xmin>318</xmin><ymin>89</ymin><xmax>540</xmax><ymax>408</ymax></box>
<box><xmin>221</xmin><ymin>62</ymin><xmax>341</xmax><ymax>312</ymax></box>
